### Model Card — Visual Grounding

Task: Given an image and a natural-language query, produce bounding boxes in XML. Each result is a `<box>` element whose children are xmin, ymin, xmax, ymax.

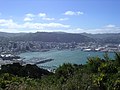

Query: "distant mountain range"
<box><xmin>81</xmin><ymin>33</ymin><xmax>120</xmax><ymax>44</ymax></box>
<box><xmin>10</xmin><ymin>32</ymin><xmax>95</xmax><ymax>43</ymax></box>
<box><xmin>0</xmin><ymin>32</ymin><xmax>120</xmax><ymax>44</ymax></box>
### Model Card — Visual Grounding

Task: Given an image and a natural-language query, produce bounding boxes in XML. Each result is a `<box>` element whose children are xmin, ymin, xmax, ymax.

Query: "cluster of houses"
<box><xmin>0</xmin><ymin>42</ymin><xmax>120</xmax><ymax>71</ymax></box>
<box><xmin>81</xmin><ymin>44</ymin><xmax>120</xmax><ymax>52</ymax></box>
<box><xmin>0</xmin><ymin>41</ymin><xmax>120</xmax><ymax>53</ymax></box>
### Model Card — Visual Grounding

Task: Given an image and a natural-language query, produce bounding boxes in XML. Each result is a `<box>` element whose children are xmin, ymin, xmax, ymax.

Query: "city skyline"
<box><xmin>0</xmin><ymin>0</ymin><xmax>120</xmax><ymax>33</ymax></box>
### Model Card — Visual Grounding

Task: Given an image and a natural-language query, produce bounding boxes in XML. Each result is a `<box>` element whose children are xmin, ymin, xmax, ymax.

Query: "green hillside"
<box><xmin>0</xmin><ymin>53</ymin><xmax>120</xmax><ymax>90</ymax></box>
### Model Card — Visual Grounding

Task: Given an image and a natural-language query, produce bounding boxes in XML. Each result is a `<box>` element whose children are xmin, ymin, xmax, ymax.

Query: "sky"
<box><xmin>0</xmin><ymin>0</ymin><xmax>120</xmax><ymax>33</ymax></box>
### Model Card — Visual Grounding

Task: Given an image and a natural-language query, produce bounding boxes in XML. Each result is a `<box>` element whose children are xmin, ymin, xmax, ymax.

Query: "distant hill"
<box><xmin>0</xmin><ymin>31</ymin><xmax>120</xmax><ymax>44</ymax></box>
<box><xmin>81</xmin><ymin>33</ymin><xmax>120</xmax><ymax>39</ymax></box>
<box><xmin>81</xmin><ymin>33</ymin><xmax>120</xmax><ymax>44</ymax></box>
<box><xmin>11</xmin><ymin>32</ymin><xmax>95</xmax><ymax>43</ymax></box>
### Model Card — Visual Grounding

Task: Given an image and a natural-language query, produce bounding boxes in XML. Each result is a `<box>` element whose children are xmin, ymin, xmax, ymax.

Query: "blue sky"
<box><xmin>0</xmin><ymin>0</ymin><xmax>120</xmax><ymax>33</ymax></box>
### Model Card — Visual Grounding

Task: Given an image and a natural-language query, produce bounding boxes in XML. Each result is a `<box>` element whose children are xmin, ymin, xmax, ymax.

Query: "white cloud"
<box><xmin>38</xmin><ymin>13</ymin><xmax>46</xmax><ymax>17</ymax></box>
<box><xmin>24</xmin><ymin>12</ymin><xmax>63</xmax><ymax>21</ymax></box>
<box><xmin>0</xmin><ymin>28</ymin><xmax>21</xmax><ymax>33</ymax></box>
<box><xmin>38</xmin><ymin>13</ymin><xmax>55</xmax><ymax>21</ymax></box>
<box><xmin>1</xmin><ymin>18</ymin><xmax>120</xmax><ymax>34</ymax></box>
<box><xmin>0</xmin><ymin>19</ymin><xmax>11</xmax><ymax>24</ymax></box>
<box><xmin>0</xmin><ymin>19</ymin><xmax>22</xmax><ymax>29</ymax></box>
<box><xmin>25</xmin><ymin>13</ymin><xmax>35</xmax><ymax>17</ymax></box>
<box><xmin>59</xmin><ymin>18</ymin><xmax>69</xmax><ymax>21</ymax></box>
<box><xmin>0</xmin><ymin>19</ymin><xmax>8</xmax><ymax>24</ymax></box>
<box><xmin>76</xmin><ymin>25</ymin><xmax>120</xmax><ymax>34</ymax></box>
<box><xmin>0</xmin><ymin>19</ymin><xmax>70</xmax><ymax>33</ymax></box>
<box><xmin>64</xmin><ymin>11</ymin><xmax>84</xmax><ymax>16</ymax></box>
<box><xmin>68</xmin><ymin>24</ymin><xmax>120</xmax><ymax>34</ymax></box>
<box><xmin>24</xmin><ymin>17</ymin><xmax>33</xmax><ymax>21</ymax></box>
<box><xmin>23</xmin><ymin>22</ymin><xmax>70</xmax><ymax>29</ymax></box>
<box><xmin>105</xmin><ymin>24</ymin><xmax>116</xmax><ymax>28</ymax></box>
<box><xmin>76</xmin><ymin>28</ymin><xmax>84</xmax><ymax>31</ymax></box>
<box><xmin>24</xmin><ymin>13</ymin><xmax>35</xmax><ymax>22</ymax></box>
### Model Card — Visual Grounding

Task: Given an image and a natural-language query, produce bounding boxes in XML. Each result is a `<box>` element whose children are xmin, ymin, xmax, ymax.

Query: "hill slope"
<box><xmin>11</xmin><ymin>32</ymin><xmax>95</xmax><ymax>43</ymax></box>
<box><xmin>81</xmin><ymin>33</ymin><xmax>120</xmax><ymax>44</ymax></box>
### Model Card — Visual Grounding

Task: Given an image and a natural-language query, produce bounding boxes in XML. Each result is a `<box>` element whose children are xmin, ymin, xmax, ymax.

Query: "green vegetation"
<box><xmin>0</xmin><ymin>52</ymin><xmax>120</xmax><ymax>90</ymax></box>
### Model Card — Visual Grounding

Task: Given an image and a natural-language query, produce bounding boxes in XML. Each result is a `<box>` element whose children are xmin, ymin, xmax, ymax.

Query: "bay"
<box><xmin>19</xmin><ymin>49</ymin><xmax>115</xmax><ymax>70</ymax></box>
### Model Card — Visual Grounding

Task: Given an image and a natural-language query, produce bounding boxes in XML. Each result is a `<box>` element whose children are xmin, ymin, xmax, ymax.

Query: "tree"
<box><xmin>115</xmin><ymin>52</ymin><xmax>120</xmax><ymax>66</ymax></box>
<box><xmin>55</xmin><ymin>63</ymin><xmax>75</xmax><ymax>78</ymax></box>
<box><xmin>87</xmin><ymin>56</ymin><xmax>103</xmax><ymax>73</ymax></box>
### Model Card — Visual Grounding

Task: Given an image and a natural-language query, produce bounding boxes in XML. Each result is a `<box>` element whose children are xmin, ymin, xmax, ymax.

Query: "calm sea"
<box><xmin>19</xmin><ymin>49</ymin><xmax>114</xmax><ymax>70</ymax></box>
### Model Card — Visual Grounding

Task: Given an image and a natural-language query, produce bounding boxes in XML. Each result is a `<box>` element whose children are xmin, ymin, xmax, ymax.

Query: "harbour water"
<box><xmin>19</xmin><ymin>49</ymin><xmax>115</xmax><ymax>70</ymax></box>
